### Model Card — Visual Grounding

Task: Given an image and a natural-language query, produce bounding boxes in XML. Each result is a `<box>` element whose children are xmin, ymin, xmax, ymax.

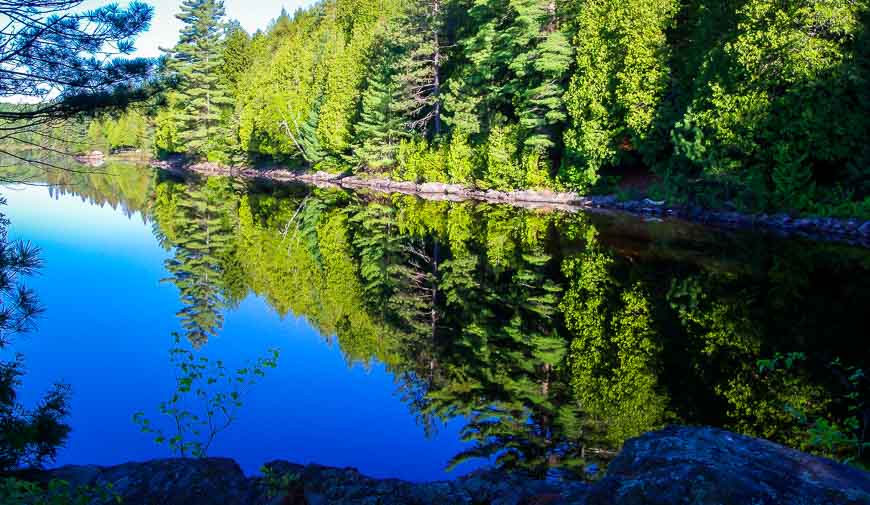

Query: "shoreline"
<box><xmin>152</xmin><ymin>159</ymin><xmax>870</xmax><ymax>248</ymax></box>
<box><xmin>23</xmin><ymin>426</ymin><xmax>870</xmax><ymax>504</ymax></box>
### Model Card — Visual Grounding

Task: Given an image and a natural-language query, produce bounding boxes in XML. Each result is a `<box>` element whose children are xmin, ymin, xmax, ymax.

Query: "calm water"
<box><xmin>1</xmin><ymin>162</ymin><xmax>869</xmax><ymax>480</ymax></box>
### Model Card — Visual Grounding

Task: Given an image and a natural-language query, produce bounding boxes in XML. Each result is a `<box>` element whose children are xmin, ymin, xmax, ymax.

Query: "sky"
<box><xmin>1</xmin><ymin>0</ymin><xmax>303</xmax><ymax>103</ymax></box>
<box><xmin>80</xmin><ymin>0</ymin><xmax>317</xmax><ymax>58</ymax></box>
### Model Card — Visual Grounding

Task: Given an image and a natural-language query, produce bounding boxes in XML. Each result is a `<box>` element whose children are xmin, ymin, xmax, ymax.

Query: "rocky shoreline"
<box><xmin>27</xmin><ymin>426</ymin><xmax>870</xmax><ymax>504</ymax></box>
<box><xmin>151</xmin><ymin>160</ymin><xmax>870</xmax><ymax>248</ymax></box>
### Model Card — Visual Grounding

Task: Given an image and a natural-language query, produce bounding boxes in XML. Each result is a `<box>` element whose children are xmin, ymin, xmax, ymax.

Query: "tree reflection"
<box><xmin>29</xmin><ymin>168</ymin><xmax>870</xmax><ymax>475</ymax></box>
<box><xmin>154</xmin><ymin>176</ymin><xmax>244</xmax><ymax>346</ymax></box>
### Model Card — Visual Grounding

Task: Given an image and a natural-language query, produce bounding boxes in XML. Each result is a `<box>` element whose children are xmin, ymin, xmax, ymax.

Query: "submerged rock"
<box><xmin>34</xmin><ymin>426</ymin><xmax>870</xmax><ymax>504</ymax></box>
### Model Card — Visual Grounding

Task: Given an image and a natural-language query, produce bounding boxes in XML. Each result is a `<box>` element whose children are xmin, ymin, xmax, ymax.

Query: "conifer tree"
<box><xmin>392</xmin><ymin>0</ymin><xmax>446</xmax><ymax>137</ymax></box>
<box><xmin>296</xmin><ymin>98</ymin><xmax>326</xmax><ymax>164</ymax></box>
<box><xmin>506</xmin><ymin>0</ymin><xmax>572</xmax><ymax>151</ymax></box>
<box><xmin>164</xmin><ymin>0</ymin><xmax>233</xmax><ymax>156</ymax></box>
<box><xmin>220</xmin><ymin>21</ymin><xmax>253</xmax><ymax>97</ymax></box>
<box><xmin>352</xmin><ymin>54</ymin><xmax>407</xmax><ymax>169</ymax></box>
<box><xmin>444</xmin><ymin>0</ymin><xmax>571</xmax><ymax>180</ymax></box>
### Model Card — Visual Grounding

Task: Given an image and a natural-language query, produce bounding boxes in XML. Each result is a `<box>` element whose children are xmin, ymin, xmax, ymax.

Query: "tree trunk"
<box><xmin>432</xmin><ymin>0</ymin><xmax>442</xmax><ymax>136</ymax></box>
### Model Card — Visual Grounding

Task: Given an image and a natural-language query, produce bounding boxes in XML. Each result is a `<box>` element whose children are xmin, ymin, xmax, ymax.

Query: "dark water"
<box><xmin>2</xmin><ymin>162</ymin><xmax>869</xmax><ymax>480</ymax></box>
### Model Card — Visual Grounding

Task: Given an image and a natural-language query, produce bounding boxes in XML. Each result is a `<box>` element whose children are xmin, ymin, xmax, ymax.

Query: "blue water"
<box><xmin>0</xmin><ymin>184</ymin><xmax>476</xmax><ymax>481</ymax></box>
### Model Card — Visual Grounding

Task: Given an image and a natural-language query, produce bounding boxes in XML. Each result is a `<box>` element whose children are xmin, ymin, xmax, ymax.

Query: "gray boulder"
<box><xmin>586</xmin><ymin>425</ymin><xmax>870</xmax><ymax>505</ymax></box>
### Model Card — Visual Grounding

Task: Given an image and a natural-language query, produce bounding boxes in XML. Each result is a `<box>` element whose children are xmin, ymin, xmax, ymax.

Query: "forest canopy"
<box><xmin>94</xmin><ymin>0</ymin><xmax>870</xmax><ymax>216</ymax></box>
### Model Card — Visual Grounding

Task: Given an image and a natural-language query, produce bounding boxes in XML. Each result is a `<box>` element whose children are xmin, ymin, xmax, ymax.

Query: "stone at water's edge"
<box><xmin>587</xmin><ymin>426</ymin><xmax>870</xmax><ymax>505</ymax></box>
<box><xmin>34</xmin><ymin>426</ymin><xmax>870</xmax><ymax>504</ymax></box>
<box><xmin>37</xmin><ymin>459</ymin><xmax>588</xmax><ymax>505</ymax></box>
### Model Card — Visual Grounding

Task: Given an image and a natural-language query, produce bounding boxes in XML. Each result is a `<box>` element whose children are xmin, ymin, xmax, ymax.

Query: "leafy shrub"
<box><xmin>757</xmin><ymin>353</ymin><xmax>869</xmax><ymax>466</ymax></box>
<box><xmin>483</xmin><ymin>124</ymin><xmax>523</xmax><ymax>191</ymax></box>
<box><xmin>394</xmin><ymin>139</ymin><xmax>447</xmax><ymax>183</ymax></box>
<box><xmin>134</xmin><ymin>334</ymin><xmax>280</xmax><ymax>458</ymax></box>
<box><xmin>446</xmin><ymin>133</ymin><xmax>478</xmax><ymax>186</ymax></box>
<box><xmin>0</xmin><ymin>477</ymin><xmax>121</xmax><ymax>505</ymax></box>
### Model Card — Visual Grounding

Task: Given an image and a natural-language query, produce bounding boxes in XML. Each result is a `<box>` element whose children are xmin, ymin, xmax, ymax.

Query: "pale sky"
<box><xmin>80</xmin><ymin>0</ymin><xmax>317</xmax><ymax>58</ymax></box>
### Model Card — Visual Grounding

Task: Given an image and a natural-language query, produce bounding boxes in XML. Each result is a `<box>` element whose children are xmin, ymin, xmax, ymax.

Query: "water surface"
<box><xmin>2</xmin><ymin>162</ymin><xmax>869</xmax><ymax>479</ymax></box>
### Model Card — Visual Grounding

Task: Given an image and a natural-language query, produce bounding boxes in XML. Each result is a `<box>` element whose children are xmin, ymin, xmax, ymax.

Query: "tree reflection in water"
<box><xmin>22</xmin><ymin>164</ymin><xmax>870</xmax><ymax>477</ymax></box>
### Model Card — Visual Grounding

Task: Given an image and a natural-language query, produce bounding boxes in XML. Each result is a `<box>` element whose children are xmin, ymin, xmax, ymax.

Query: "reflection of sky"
<box><xmin>0</xmin><ymin>184</ymin><xmax>477</xmax><ymax>481</ymax></box>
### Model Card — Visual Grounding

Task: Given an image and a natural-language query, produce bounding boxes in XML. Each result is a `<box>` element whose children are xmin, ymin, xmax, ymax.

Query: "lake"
<box><xmin>1</xmin><ymin>162</ymin><xmax>869</xmax><ymax>481</ymax></box>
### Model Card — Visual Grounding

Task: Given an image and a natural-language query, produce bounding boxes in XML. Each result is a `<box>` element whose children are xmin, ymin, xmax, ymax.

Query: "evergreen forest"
<box><xmin>89</xmin><ymin>0</ymin><xmax>870</xmax><ymax>219</ymax></box>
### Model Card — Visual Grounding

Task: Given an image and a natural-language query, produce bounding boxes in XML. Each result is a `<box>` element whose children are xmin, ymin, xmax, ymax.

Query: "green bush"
<box><xmin>483</xmin><ymin>124</ymin><xmax>523</xmax><ymax>191</ymax></box>
<box><xmin>394</xmin><ymin>139</ymin><xmax>448</xmax><ymax>183</ymax></box>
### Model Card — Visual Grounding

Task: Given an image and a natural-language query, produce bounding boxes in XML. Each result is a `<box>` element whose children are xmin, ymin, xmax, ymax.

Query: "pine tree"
<box><xmin>165</xmin><ymin>0</ymin><xmax>233</xmax><ymax>156</ymax></box>
<box><xmin>506</xmin><ymin>0</ymin><xmax>572</xmax><ymax>151</ymax></box>
<box><xmin>392</xmin><ymin>0</ymin><xmax>446</xmax><ymax>137</ymax></box>
<box><xmin>282</xmin><ymin>94</ymin><xmax>326</xmax><ymax>164</ymax></box>
<box><xmin>352</xmin><ymin>54</ymin><xmax>407</xmax><ymax>170</ymax></box>
<box><xmin>443</xmin><ymin>0</ymin><xmax>571</xmax><ymax>183</ymax></box>
<box><xmin>443</xmin><ymin>0</ymin><xmax>505</xmax><ymax>138</ymax></box>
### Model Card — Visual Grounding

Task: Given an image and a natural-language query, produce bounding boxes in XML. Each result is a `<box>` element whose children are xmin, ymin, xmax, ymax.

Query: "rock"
<box><xmin>588</xmin><ymin>195</ymin><xmax>617</xmax><ymax>207</ymax></box>
<box><xmin>444</xmin><ymin>184</ymin><xmax>468</xmax><ymax>195</ymax></box>
<box><xmin>75</xmin><ymin>150</ymin><xmax>106</xmax><ymax>167</ymax></box>
<box><xmin>269</xmin><ymin>170</ymin><xmax>297</xmax><ymax>181</ymax></box>
<box><xmin>511</xmin><ymin>190</ymin><xmax>549</xmax><ymax>203</ymax></box>
<box><xmin>339</xmin><ymin>176</ymin><xmax>364</xmax><ymax>186</ymax></box>
<box><xmin>390</xmin><ymin>181</ymin><xmax>418</xmax><ymax>192</ymax></box>
<box><xmin>511</xmin><ymin>190</ymin><xmax>581</xmax><ymax>204</ymax></box>
<box><xmin>33</xmin><ymin>426</ymin><xmax>870</xmax><ymax>504</ymax></box>
<box><xmin>642</xmin><ymin>198</ymin><xmax>664</xmax><ymax>206</ymax></box>
<box><xmin>585</xmin><ymin>425</ymin><xmax>870</xmax><ymax>505</ymax></box>
<box><xmin>419</xmin><ymin>182</ymin><xmax>450</xmax><ymax>193</ymax></box>
<box><xmin>485</xmin><ymin>189</ymin><xmax>508</xmax><ymax>201</ymax></box>
<box><xmin>39</xmin><ymin>459</ymin><xmax>586</xmax><ymax>505</ymax></box>
<box><xmin>42</xmin><ymin>458</ymin><xmax>252</xmax><ymax>505</ymax></box>
<box><xmin>793</xmin><ymin>218</ymin><xmax>816</xmax><ymax>229</ymax></box>
<box><xmin>367</xmin><ymin>178</ymin><xmax>392</xmax><ymax>189</ymax></box>
<box><xmin>311</xmin><ymin>171</ymin><xmax>335</xmax><ymax>180</ymax></box>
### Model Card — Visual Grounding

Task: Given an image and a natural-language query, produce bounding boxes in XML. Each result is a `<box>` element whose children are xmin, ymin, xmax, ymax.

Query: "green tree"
<box><xmin>220</xmin><ymin>21</ymin><xmax>254</xmax><ymax>96</ymax></box>
<box><xmin>506</xmin><ymin>0</ymin><xmax>573</xmax><ymax>153</ymax></box>
<box><xmin>562</xmin><ymin>0</ymin><xmax>679</xmax><ymax>190</ymax></box>
<box><xmin>0</xmin><ymin>0</ymin><xmax>156</xmax><ymax>171</ymax></box>
<box><xmin>157</xmin><ymin>178</ymin><xmax>240</xmax><ymax>345</ymax></box>
<box><xmin>391</xmin><ymin>0</ymin><xmax>447</xmax><ymax>137</ymax></box>
<box><xmin>352</xmin><ymin>50</ymin><xmax>408</xmax><ymax>170</ymax></box>
<box><xmin>164</xmin><ymin>0</ymin><xmax>234</xmax><ymax>156</ymax></box>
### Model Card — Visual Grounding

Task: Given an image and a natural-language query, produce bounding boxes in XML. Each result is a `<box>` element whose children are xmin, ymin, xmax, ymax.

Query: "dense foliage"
<box><xmin>92</xmin><ymin>0</ymin><xmax>870</xmax><ymax>217</ymax></box>
<box><xmin>152</xmin><ymin>174</ymin><xmax>870</xmax><ymax>474</ymax></box>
